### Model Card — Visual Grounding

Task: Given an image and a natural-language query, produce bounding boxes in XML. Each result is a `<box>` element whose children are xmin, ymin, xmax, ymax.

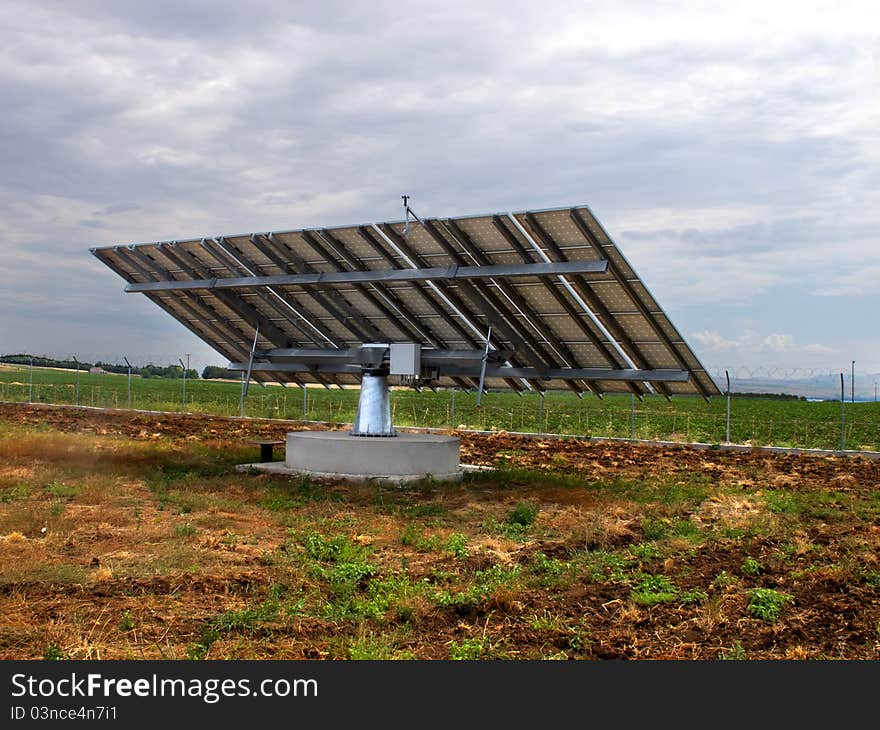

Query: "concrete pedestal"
<box><xmin>236</xmin><ymin>431</ymin><xmax>462</xmax><ymax>483</ymax></box>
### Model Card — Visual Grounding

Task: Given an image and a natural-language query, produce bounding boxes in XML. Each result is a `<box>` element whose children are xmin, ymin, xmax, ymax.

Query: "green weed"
<box><xmin>630</xmin><ymin>574</ymin><xmax>678</xmax><ymax>606</ymax></box>
<box><xmin>43</xmin><ymin>645</ymin><xmax>66</xmax><ymax>661</ymax></box>
<box><xmin>450</xmin><ymin>636</ymin><xmax>487</xmax><ymax>660</ymax></box>
<box><xmin>741</xmin><ymin>556</ymin><xmax>763</xmax><ymax>576</ymax></box>
<box><xmin>719</xmin><ymin>641</ymin><xmax>747</xmax><ymax>660</ymax></box>
<box><xmin>747</xmin><ymin>588</ymin><xmax>793</xmax><ymax>622</ymax></box>
<box><xmin>172</xmin><ymin>522</ymin><xmax>197</xmax><ymax>538</ymax></box>
<box><xmin>119</xmin><ymin>610</ymin><xmax>136</xmax><ymax>631</ymax></box>
<box><xmin>506</xmin><ymin>502</ymin><xmax>538</xmax><ymax>528</ymax></box>
<box><xmin>45</xmin><ymin>482</ymin><xmax>78</xmax><ymax>498</ymax></box>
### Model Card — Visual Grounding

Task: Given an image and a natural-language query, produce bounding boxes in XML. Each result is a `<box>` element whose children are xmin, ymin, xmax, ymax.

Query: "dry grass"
<box><xmin>1</xmin><ymin>408</ymin><xmax>879</xmax><ymax>660</ymax></box>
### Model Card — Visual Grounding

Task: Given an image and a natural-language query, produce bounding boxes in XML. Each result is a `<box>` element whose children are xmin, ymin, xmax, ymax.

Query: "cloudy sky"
<box><xmin>1</xmin><ymin>0</ymin><xmax>877</xmax><ymax>381</ymax></box>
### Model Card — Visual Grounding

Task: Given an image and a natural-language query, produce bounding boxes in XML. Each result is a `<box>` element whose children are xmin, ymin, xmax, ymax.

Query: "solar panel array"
<box><xmin>91</xmin><ymin>205</ymin><xmax>719</xmax><ymax>399</ymax></box>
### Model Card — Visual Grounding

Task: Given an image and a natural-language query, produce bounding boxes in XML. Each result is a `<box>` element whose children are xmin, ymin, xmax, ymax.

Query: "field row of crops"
<box><xmin>0</xmin><ymin>364</ymin><xmax>877</xmax><ymax>451</ymax></box>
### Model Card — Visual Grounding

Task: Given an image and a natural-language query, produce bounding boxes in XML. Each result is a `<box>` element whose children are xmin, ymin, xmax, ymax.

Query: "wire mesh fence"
<box><xmin>0</xmin><ymin>356</ymin><xmax>878</xmax><ymax>453</ymax></box>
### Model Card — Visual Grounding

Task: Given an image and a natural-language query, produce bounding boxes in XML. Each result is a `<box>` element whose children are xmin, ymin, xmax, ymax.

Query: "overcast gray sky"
<box><xmin>1</xmin><ymin>0</ymin><xmax>877</xmax><ymax>380</ymax></box>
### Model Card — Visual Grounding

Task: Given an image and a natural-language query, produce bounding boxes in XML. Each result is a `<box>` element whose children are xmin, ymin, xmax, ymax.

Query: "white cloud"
<box><xmin>0</xmin><ymin>0</ymin><xmax>878</xmax><ymax>370</ymax></box>
<box><xmin>694</xmin><ymin>330</ymin><xmax>834</xmax><ymax>355</ymax></box>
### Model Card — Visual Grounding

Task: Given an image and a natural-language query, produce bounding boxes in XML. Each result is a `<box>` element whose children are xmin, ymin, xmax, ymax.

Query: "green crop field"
<box><xmin>0</xmin><ymin>364</ymin><xmax>877</xmax><ymax>451</ymax></box>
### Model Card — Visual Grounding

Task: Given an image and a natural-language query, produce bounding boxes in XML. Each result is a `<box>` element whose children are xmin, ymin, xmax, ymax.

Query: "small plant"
<box><xmin>43</xmin><ymin>645</ymin><xmax>65</xmax><ymax>660</ymax></box>
<box><xmin>641</xmin><ymin>518</ymin><xmax>667</xmax><ymax>541</ymax></box>
<box><xmin>400</xmin><ymin>523</ymin><xmax>421</xmax><ymax>546</ymax></box>
<box><xmin>449</xmin><ymin>636</ymin><xmax>487</xmax><ymax>660</ymax></box>
<box><xmin>400</xmin><ymin>503</ymin><xmax>444</xmax><ymax>518</ymax></box>
<box><xmin>532</xmin><ymin>552</ymin><xmax>569</xmax><ymax>583</ymax></box>
<box><xmin>719</xmin><ymin>641</ymin><xmax>747</xmax><ymax>660</ymax></box>
<box><xmin>119</xmin><ymin>610</ymin><xmax>136</xmax><ymax>631</ymax></box>
<box><xmin>748</xmin><ymin>588</ymin><xmax>793</xmax><ymax>622</ymax></box>
<box><xmin>186</xmin><ymin>628</ymin><xmax>216</xmax><ymax>660</ymax></box>
<box><xmin>348</xmin><ymin>634</ymin><xmax>397</xmax><ymax>660</ymax></box>
<box><xmin>258</xmin><ymin>493</ymin><xmax>299</xmax><ymax>511</ymax></box>
<box><xmin>630</xmin><ymin>574</ymin><xmax>678</xmax><ymax>605</ymax></box>
<box><xmin>506</xmin><ymin>502</ymin><xmax>538</xmax><ymax>528</ymax></box>
<box><xmin>45</xmin><ymin>482</ymin><xmax>78</xmax><ymax>498</ymax></box>
<box><xmin>529</xmin><ymin>611</ymin><xmax>565</xmax><ymax>631</ymax></box>
<box><xmin>210</xmin><ymin>600</ymin><xmax>279</xmax><ymax>635</ymax></box>
<box><xmin>445</xmin><ymin>533</ymin><xmax>469</xmax><ymax>560</ymax></box>
<box><xmin>172</xmin><ymin>522</ymin><xmax>197</xmax><ymax>538</ymax></box>
<box><xmin>1</xmin><ymin>484</ymin><xmax>31</xmax><ymax>502</ymax></box>
<box><xmin>567</xmin><ymin>629</ymin><xmax>590</xmax><ymax>653</ymax></box>
<box><xmin>434</xmin><ymin>564</ymin><xmax>521</xmax><ymax>610</ymax></box>
<box><xmin>580</xmin><ymin>549</ymin><xmax>633</xmax><ymax>584</ymax></box>
<box><xmin>710</xmin><ymin>570</ymin><xmax>736</xmax><ymax>590</ymax></box>
<box><xmin>741</xmin><ymin>556</ymin><xmax>763</xmax><ymax>576</ymax></box>
<box><xmin>679</xmin><ymin>588</ymin><xmax>708</xmax><ymax>605</ymax></box>
<box><xmin>630</xmin><ymin>542</ymin><xmax>659</xmax><ymax>560</ymax></box>
<box><xmin>670</xmin><ymin>518</ymin><xmax>702</xmax><ymax>540</ymax></box>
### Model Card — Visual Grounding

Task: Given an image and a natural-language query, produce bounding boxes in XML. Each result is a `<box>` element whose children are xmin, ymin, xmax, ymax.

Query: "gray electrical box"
<box><xmin>390</xmin><ymin>343</ymin><xmax>421</xmax><ymax>376</ymax></box>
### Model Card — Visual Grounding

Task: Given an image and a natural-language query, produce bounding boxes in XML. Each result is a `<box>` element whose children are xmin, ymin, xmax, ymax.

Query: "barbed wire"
<box><xmin>706</xmin><ymin>366</ymin><xmax>859</xmax><ymax>380</ymax></box>
<box><xmin>3</xmin><ymin>353</ymin><xmax>877</xmax><ymax>379</ymax></box>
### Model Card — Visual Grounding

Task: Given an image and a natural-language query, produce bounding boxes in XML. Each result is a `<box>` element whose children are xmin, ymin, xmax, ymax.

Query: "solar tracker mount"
<box><xmin>91</xmin><ymin>203</ymin><xmax>719</xmax><ymax>435</ymax></box>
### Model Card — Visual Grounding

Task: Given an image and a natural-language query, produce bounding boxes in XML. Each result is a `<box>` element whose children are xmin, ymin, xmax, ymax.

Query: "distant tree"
<box><xmin>0</xmin><ymin>354</ymin><xmax>91</xmax><ymax>371</ymax></box>
<box><xmin>202</xmin><ymin>365</ymin><xmax>238</xmax><ymax>380</ymax></box>
<box><xmin>140</xmin><ymin>364</ymin><xmax>198</xmax><ymax>379</ymax></box>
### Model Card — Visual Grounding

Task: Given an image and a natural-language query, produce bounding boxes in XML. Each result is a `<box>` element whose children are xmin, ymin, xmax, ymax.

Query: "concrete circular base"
<box><xmin>283</xmin><ymin>431</ymin><xmax>461</xmax><ymax>483</ymax></box>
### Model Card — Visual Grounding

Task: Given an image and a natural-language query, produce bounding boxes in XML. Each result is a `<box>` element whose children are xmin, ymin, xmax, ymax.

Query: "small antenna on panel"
<box><xmin>402</xmin><ymin>194</ymin><xmax>411</xmax><ymax>238</ymax></box>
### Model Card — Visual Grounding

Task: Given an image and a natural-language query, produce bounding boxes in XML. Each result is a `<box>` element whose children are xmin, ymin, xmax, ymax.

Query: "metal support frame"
<box><xmin>147</xmin><ymin>242</ymin><xmax>320</xmax><ymax>389</ymax></box>
<box><xmin>251</xmin><ymin>233</ymin><xmax>379</xmax><ymax>343</ymax></box>
<box><xmin>373</xmin><ymin>223</ymin><xmax>528</xmax><ymax>393</ymax></box>
<box><xmin>239</xmin><ymin>327</ymin><xmax>260</xmax><ymax>417</ymax></box>
<box><xmin>229</xmin><ymin>348</ymin><xmax>691</xmax><ymax>384</ymax></box>
<box><xmin>476</xmin><ymin>325</ymin><xmax>493</xmax><ymax>407</ymax></box>
<box><xmin>123</xmin><ymin>260</ymin><xmax>609</xmax><ymax>293</ymax></box>
<box><xmin>357</xmin><ymin>225</ymin><xmax>486</xmax><ymax>392</ymax></box>
<box><xmin>100</xmin><ymin>248</ymin><xmax>274</xmax><ymax>390</ymax></box>
<box><xmin>304</xmin><ymin>229</ymin><xmax>433</xmax><ymax>349</ymax></box>
<box><xmin>444</xmin><ymin>218</ymin><xmax>587</xmax><ymax>398</ymax></box>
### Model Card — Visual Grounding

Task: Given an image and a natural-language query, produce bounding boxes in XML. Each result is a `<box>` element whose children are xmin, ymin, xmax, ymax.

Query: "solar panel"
<box><xmin>91</xmin><ymin>204</ymin><xmax>719</xmax><ymax>400</ymax></box>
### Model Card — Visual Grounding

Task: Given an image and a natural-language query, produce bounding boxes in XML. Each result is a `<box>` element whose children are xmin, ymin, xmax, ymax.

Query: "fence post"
<box><xmin>303</xmin><ymin>384</ymin><xmax>307</xmax><ymax>419</ymax></box>
<box><xmin>538</xmin><ymin>392</ymin><xmax>544</xmax><ymax>435</ymax></box>
<box><xmin>725</xmin><ymin>370</ymin><xmax>731</xmax><ymax>443</ymax></box>
<box><xmin>840</xmin><ymin>372</ymin><xmax>846</xmax><ymax>452</ymax></box>
<box><xmin>28</xmin><ymin>357</ymin><xmax>33</xmax><ymax>403</ymax></box>
<box><xmin>629</xmin><ymin>393</ymin><xmax>635</xmax><ymax>439</ymax></box>
<box><xmin>73</xmin><ymin>356</ymin><xmax>80</xmax><ymax>406</ymax></box>
<box><xmin>178</xmin><ymin>356</ymin><xmax>189</xmax><ymax>413</ymax></box>
<box><xmin>124</xmin><ymin>357</ymin><xmax>132</xmax><ymax>410</ymax></box>
<box><xmin>239</xmin><ymin>371</ymin><xmax>246</xmax><ymax>418</ymax></box>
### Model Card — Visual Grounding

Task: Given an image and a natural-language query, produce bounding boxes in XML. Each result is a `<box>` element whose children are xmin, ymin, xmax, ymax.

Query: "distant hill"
<box><xmin>713</xmin><ymin>372</ymin><xmax>880</xmax><ymax>401</ymax></box>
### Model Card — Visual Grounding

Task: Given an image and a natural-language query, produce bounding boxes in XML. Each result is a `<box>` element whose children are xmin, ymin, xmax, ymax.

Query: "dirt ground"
<box><xmin>1</xmin><ymin>402</ymin><xmax>878</xmax><ymax>660</ymax></box>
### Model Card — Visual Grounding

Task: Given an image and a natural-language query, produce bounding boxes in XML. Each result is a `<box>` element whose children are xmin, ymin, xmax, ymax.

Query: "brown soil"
<box><xmin>0</xmin><ymin>402</ymin><xmax>878</xmax><ymax>660</ymax></box>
